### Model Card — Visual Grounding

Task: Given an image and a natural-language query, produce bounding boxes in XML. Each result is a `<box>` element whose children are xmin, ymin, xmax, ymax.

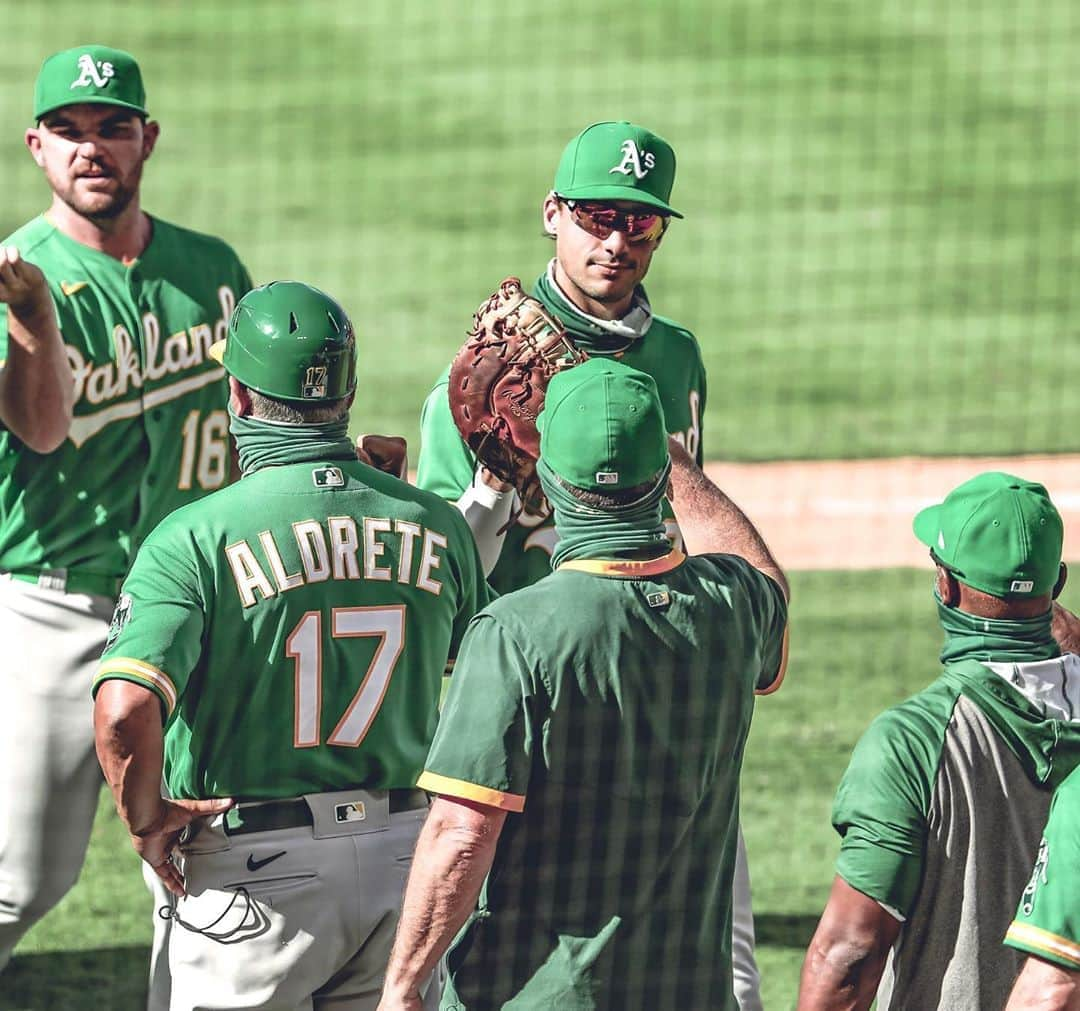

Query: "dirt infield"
<box><xmin>704</xmin><ymin>455</ymin><xmax>1080</xmax><ymax>571</ymax></box>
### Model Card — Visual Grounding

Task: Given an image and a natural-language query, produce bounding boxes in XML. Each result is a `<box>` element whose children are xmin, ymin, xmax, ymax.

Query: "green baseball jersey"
<box><xmin>93</xmin><ymin>457</ymin><xmax>491</xmax><ymax>800</ymax></box>
<box><xmin>832</xmin><ymin>658</ymin><xmax>1080</xmax><ymax>1010</ymax></box>
<box><xmin>1005</xmin><ymin>764</ymin><xmax>1080</xmax><ymax>971</ymax></box>
<box><xmin>416</xmin><ymin>312</ymin><xmax>706</xmax><ymax>595</ymax></box>
<box><xmin>0</xmin><ymin>214</ymin><xmax>251</xmax><ymax>583</ymax></box>
<box><xmin>417</xmin><ymin>550</ymin><xmax>787</xmax><ymax>1010</ymax></box>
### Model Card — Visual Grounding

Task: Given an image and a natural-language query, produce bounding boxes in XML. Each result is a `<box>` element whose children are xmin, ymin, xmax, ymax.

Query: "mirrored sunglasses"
<box><xmin>559</xmin><ymin>198</ymin><xmax>669</xmax><ymax>244</ymax></box>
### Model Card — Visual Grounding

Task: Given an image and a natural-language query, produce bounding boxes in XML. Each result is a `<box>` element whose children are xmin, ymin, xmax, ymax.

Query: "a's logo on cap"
<box><xmin>1010</xmin><ymin>579</ymin><xmax>1035</xmax><ymax>593</ymax></box>
<box><xmin>609</xmin><ymin>140</ymin><xmax>655</xmax><ymax>180</ymax></box>
<box><xmin>303</xmin><ymin>365</ymin><xmax>329</xmax><ymax>399</ymax></box>
<box><xmin>71</xmin><ymin>54</ymin><xmax>115</xmax><ymax>90</ymax></box>
<box><xmin>596</xmin><ymin>471</ymin><xmax>619</xmax><ymax>485</ymax></box>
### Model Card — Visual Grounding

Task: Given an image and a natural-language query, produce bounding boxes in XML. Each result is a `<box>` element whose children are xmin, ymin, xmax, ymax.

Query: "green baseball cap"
<box><xmin>209</xmin><ymin>281</ymin><xmax>357</xmax><ymax>403</ymax></box>
<box><xmin>553</xmin><ymin>121</ymin><xmax>682</xmax><ymax>218</ymax></box>
<box><xmin>34</xmin><ymin>45</ymin><xmax>147</xmax><ymax>121</ymax></box>
<box><xmin>538</xmin><ymin>358</ymin><xmax>668</xmax><ymax>492</ymax></box>
<box><xmin>913</xmin><ymin>471</ymin><xmax>1063</xmax><ymax>598</ymax></box>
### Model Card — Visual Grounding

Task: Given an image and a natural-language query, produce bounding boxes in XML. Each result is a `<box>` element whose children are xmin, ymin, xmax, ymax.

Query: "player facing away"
<box><xmin>1004</xmin><ymin>763</ymin><xmax>1080</xmax><ymax>1010</ymax></box>
<box><xmin>93</xmin><ymin>282</ymin><xmax>490</xmax><ymax>1010</ymax></box>
<box><xmin>0</xmin><ymin>44</ymin><xmax>251</xmax><ymax>980</ymax></box>
<box><xmin>798</xmin><ymin>472</ymin><xmax>1080</xmax><ymax>1011</ymax></box>
<box><xmin>417</xmin><ymin>120</ymin><xmax>767</xmax><ymax>1010</ymax></box>
<box><xmin>379</xmin><ymin>359</ymin><xmax>789</xmax><ymax>1011</ymax></box>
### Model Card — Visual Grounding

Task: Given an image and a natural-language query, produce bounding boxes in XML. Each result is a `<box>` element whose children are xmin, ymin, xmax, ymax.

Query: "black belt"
<box><xmin>223</xmin><ymin>789</ymin><xmax>428</xmax><ymax>836</ymax></box>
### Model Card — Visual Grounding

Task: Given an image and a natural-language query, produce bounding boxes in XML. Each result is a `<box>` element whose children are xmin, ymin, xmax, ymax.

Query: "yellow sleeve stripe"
<box><xmin>558</xmin><ymin>550</ymin><xmax>685</xmax><ymax>578</ymax></box>
<box><xmin>417</xmin><ymin>771</ymin><xmax>525</xmax><ymax>812</ymax></box>
<box><xmin>1005</xmin><ymin>921</ymin><xmax>1080</xmax><ymax>969</ymax></box>
<box><xmin>756</xmin><ymin>625</ymin><xmax>791</xmax><ymax>697</ymax></box>
<box><xmin>95</xmin><ymin>659</ymin><xmax>178</xmax><ymax>717</ymax></box>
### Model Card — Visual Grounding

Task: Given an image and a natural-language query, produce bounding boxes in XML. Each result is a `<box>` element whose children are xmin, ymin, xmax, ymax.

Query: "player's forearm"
<box><xmin>455</xmin><ymin>470</ymin><xmax>514</xmax><ymax>576</ymax></box>
<box><xmin>667</xmin><ymin>440</ymin><xmax>788</xmax><ymax>599</ymax></box>
<box><xmin>0</xmin><ymin>302</ymin><xmax>74</xmax><ymax>454</ymax></box>
<box><xmin>1006</xmin><ymin>958</ymin><xmax>1080</xmax><ymax>1011</ymax></box>
<box><xmin>93</xmin><ymin>681</ymin><xmax>167</xmax><ymax>836</ymax></box>
<box><xmin>796</xmin><ymin>937</ymin><xmax>887</xmax><ymax>1011</ymax></box>
<box><xmin>381</xmin><ymin>799</ymin><xmax>505</xmax><ymax>1005</ymax></box>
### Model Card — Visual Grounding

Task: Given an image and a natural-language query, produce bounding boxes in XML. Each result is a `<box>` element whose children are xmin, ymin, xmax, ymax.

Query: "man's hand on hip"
<box><xmin>132</xmin><ymin>797</ymin><xmax>234</xmax><ymax>897</ymax></box>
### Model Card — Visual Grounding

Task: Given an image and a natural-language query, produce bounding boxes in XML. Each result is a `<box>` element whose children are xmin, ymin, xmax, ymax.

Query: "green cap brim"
<box><xmin>912</xmin><ymin>504</ymin><xmax>941</xmax><ymax>549</ymax></box>
<box><xmin>36</xmin><ymin>95</ymin><xmax>147</xmax><ymax>121</ymax></box>
<box><xmin>556</xmin><ymin>184</ymin><xmax>683</xmax><ymax>218</ymax></box>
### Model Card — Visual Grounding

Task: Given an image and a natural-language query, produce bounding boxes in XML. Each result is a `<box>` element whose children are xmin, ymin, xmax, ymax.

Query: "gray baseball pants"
<box><xmin>0</xmin><ymin>576</ymin><xmax>113</xmax><ymax>971</ymax></box>
<box><xmin>169</xmin><ymin>788</ymin><xmax>439</xmax><ymax>1010</ymax></box>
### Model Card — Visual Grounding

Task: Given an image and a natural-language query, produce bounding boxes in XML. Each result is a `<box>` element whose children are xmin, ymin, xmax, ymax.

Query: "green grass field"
<box><xmin>3</xmin><ymin>1</ymin><xmax>1079</xmax><ymax>459</ymax></box>
<box><xmin>10</xmin><ymin>568</ymin><xmax>1076</xmax><ymax>1010</ymax></box>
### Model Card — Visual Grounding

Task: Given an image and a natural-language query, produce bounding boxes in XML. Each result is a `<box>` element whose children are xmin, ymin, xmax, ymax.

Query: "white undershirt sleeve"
<box><xmin>455</xmin><ymin>476</ymin><xmax>515</xmax><ymax>577</ymax></box>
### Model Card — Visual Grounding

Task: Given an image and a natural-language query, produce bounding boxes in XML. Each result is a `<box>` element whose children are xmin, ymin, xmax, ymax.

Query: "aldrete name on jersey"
<box><xmin>226</xmin><ymin>515</ymin><xmax>451</xmax><ymax>608</ymax></box>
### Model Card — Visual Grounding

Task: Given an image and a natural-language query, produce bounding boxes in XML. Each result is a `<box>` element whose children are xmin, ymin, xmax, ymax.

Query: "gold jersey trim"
<box><xmin>417</xmin><ymin>771</ymin><xmax>526</xmax><ymax>813</ymax></box>
<box><xmin>557</xmin><ymin>550</ymin><xmax>686</xmax><ymax>578</ymax></box>
<box><xmin>95</xmin><ymin>658</ymin><xmax>178</xmax><ymax>717</ymax></box>
<box><xmin>1006</xmin><ymin>921</ymin><xmax>1080</xmax><ymax>969</ymax></box>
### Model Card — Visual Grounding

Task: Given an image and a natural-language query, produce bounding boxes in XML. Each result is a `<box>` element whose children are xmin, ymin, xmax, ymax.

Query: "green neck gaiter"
<box><xmin>229</xmin><ymin>408</ymin><xmax>356</xmax><ymax>477</ymax></box>
<box><xmin>937</xmin><ymin>597</ymin><xmax>1060</xmax><ymax>668</ymax></box>
<box><xmin>538</xmin><ymin>457</ymin><xmax>672</xmax><ymax>571</ymax></box>
<box><xmin>533</xmin><ymin>261</ymin><xmax>653</xmax><ymax>354</ymax></box>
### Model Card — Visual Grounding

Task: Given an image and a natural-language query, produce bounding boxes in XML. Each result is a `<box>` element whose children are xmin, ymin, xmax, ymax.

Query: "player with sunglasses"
<box><xmin>416</xmin><ymin>121</ymin><xmax>768</xmax><ymax>1011</ymax></box>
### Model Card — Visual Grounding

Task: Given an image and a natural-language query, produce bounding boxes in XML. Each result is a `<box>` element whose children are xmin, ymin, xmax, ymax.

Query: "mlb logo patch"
<box><xmin>646</xmin><ymin>590</ymin><xmax>671</xmax><ymax>609</ymax></box>
<box><xmin>335</xmin><ymin>801</ymin><xmax>366</xmax><ymax>823</ymax></box>
<box><xmin>313</xmin><ymin>466</ymin><xmax>345</xmax><ymax>488</ymax></box>
<box><xmin>1010</xmin><ymin>579</ymin><xmax>1034</xmax><ymax>593</ymax></box>
<box><xmin>596</xmin><ymin>471</ymin><xmax>619</xmax><ymax>485</ymax></box>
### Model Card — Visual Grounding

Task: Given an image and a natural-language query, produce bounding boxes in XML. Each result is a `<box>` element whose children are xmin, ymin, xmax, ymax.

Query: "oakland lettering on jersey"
<box><xmin>67</xmin><ymin>285</ymin><xmax>236</xmax><ymax>407</ymax></box>
<box><xmin>226</xmin><ymin>516</ymin><xmax>449</xmax><ymax>608</ymax></box>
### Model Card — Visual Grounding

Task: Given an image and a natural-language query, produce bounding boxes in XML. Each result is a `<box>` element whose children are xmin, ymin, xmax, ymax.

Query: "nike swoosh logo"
<box><xmin>60</xmin><ymin>281</ymin><xmax>88</xmax><ymax>296</ymax></box>
<box><xmin>246</xmin><ymin>850</ymin><xmax>286</xmax><ymax>872</ymax></box>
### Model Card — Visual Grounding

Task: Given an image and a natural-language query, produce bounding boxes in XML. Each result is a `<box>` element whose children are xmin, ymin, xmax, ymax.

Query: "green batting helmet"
<box><xmin>209</xmin><ymin>281</ymin><xmax>357</xmax><ymax>402</ymax></box>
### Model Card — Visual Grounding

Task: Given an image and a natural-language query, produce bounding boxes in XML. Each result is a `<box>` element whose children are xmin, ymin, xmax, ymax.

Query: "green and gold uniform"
<box><xmin>416</xmin><ymin>266</ymin><xmax>706</xmax><ymax>594</ymax></box>
<box><xmin>0</xmin><ymin>214</ymin><xmax>252</xmax><ymax>584</ymax></box>
<box><xmin>95</xmin><ymin>447</ymin><xmax>489</xmax><ymax>1009</ymax></box>
<box><xmin>95</xmin><ymin>457</ymin><xmax>488</xmax><ymax>799</ymax></box>
<box><xmin>418</xmin><ymin>549</ymin><xmax>787</xmax><ymax>1010</ymax></box>
<box><xmin>1006</xmin><ymin>764</ymin><xmax>1080</xmax><ymax>972</ymax></box>
<box><xmin>0</xmin><ymin>211</ymin><xmax>249</xmax><ymax>970</ymax></box>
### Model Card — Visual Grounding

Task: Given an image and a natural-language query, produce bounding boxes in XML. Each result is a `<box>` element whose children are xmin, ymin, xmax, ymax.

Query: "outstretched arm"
<box><xmin>0</xmin><ymin>246</ymin><xmax>73</xmax><ymax>453</ymax></box>
<box><xmin>667</xmin><ymin>438</ymin><xmax>788</xmax><ymax>601</ymax></box>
